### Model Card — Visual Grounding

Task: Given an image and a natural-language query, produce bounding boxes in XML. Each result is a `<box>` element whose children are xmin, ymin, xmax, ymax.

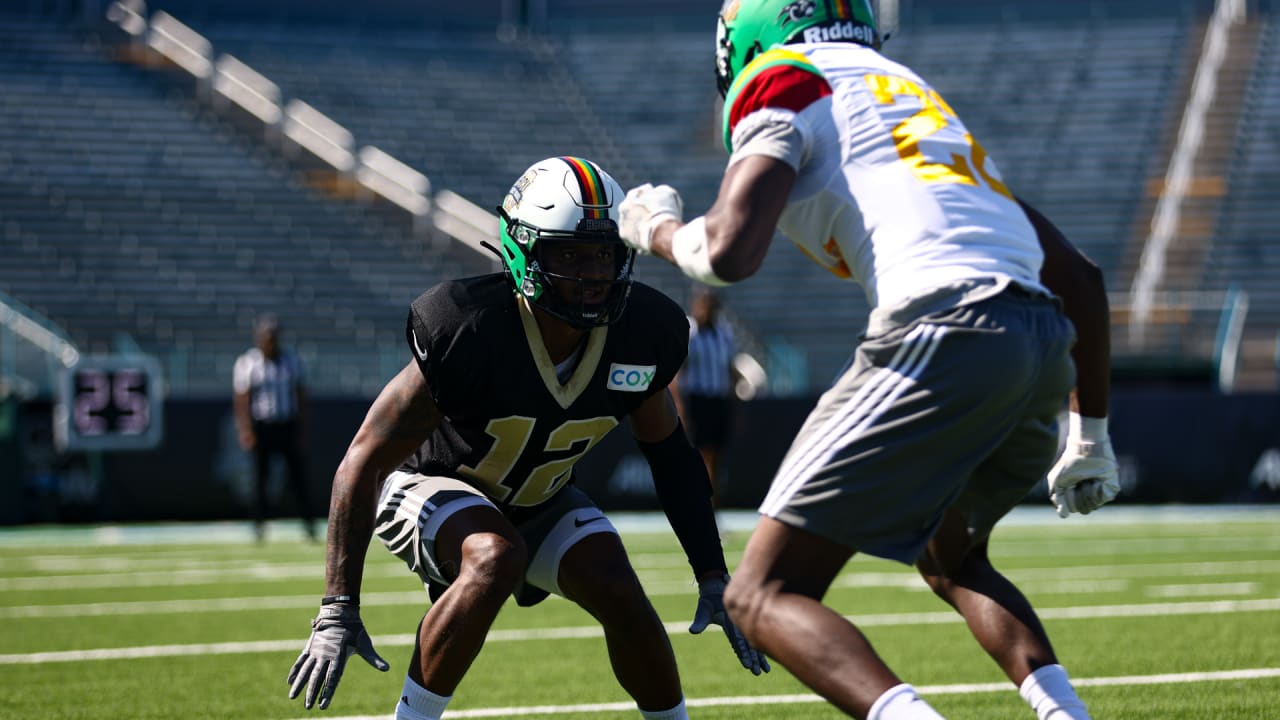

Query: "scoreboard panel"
<box><xmin>54</xmin><ymin>356</ymin><xmax>164</xmax><ymax>451</ymax></box>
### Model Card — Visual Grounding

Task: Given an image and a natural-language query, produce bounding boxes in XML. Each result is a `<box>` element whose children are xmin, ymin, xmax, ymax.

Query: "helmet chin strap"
<box><xmin>537</xmin><ymin>273</ymin><xmax>614</xmax><ymax>330</ymax></box>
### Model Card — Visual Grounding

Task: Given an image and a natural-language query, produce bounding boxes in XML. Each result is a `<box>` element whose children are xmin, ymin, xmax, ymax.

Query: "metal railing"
<box><xmin>0</xmin><ymin>291</ymin><xmax>81</xmax><ymax>397</ymax></box>
<box><xmin>1128</xmin><ymin>0</ymin><xmax>1247</xmax><ymax>343</ymax></box>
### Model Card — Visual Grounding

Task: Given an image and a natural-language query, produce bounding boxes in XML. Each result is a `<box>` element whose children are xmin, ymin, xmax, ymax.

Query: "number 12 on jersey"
<box><xmin>458</xmin><ymin>415</ymin><xmax>619</xmax><ymax>507</ymax></box>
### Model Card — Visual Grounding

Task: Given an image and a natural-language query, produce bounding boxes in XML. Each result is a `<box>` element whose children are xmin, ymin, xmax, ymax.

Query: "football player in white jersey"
<box><xmin>618</xmin><ymin>2</ymin><xmax>1118</xmax><ymax>719</ymax></box>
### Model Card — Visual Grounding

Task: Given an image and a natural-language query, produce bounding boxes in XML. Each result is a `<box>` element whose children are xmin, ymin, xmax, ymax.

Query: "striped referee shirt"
<box><xmin>233</xmin><ymin>348</ymin><xmax>305</xmax><ymax>423</ymax></box>
<box><xmin>682</xmin><ymin>317</ymin><xmax>735</xmax><ymax>397</ymax></box>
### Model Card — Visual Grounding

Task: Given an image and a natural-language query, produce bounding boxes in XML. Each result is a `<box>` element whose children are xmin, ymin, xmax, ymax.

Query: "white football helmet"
<box><xmin>494</xmin><ymin>156</ymin><xmax>634</xmax><ymax>328</ymax></box>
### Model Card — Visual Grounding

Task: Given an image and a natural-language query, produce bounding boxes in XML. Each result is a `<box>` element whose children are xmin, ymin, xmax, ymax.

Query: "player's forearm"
<box><xmin>323</xmin><ymin>452</ymin><xmax>382</xmax><ymax>599</ymax></box>
<box><xmin>656</xmin><ymin>484</ymin><xmax>727</xmax><ymax>578</ymax></box>
<box><xmin>1065</xmin><ymin>282</ymin><xmax>1111</xmax><ymax>418</ymax></box>
<box><xmin>640</xmin><ymin>425</ymin><xmax>728</xmax><ymax>577</ymax></box>
<box><xmin>648</xmin><ymin>218</ymin><xmax>682</xmax><ymax>266</ymax></box>
<box><xmin>321</xmin><ymin>363</ymin><xmax>443</xmax><ymax>598</ymax></box>
<box><xmin>1044</xmin><ymin>250</ymin><xmax>1111</xmax><ymax>419</ymax></box>
<box><xmin>1020</xmin><ymin>198</ymin><xmax>1112</xmax><ymax>418</ymax></box>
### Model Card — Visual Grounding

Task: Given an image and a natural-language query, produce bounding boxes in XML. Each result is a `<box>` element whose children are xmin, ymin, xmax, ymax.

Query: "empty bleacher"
<box><xmin>4</xmin><ymin>4</ymin><xmax>1255</xmax><ymax>395</ymax></box>
<box><xmin>1207</xmin><ymin>14</ymin><xmax>1280</xmax><ymax>378</ymax></box>
<box><xmin>191</xmin><ymin>23</ymin><xmax>620</xmax><ymax>215</ymax></box>
<box><xmin>184</xmin><ymin>19</ymin><xmax>707</xmax><ymax>325</ymax></box>
<box><xmin>554</xmin><ymin>18</ymin><xmax>1188</xmax><ymax>385</ymax></box>
<box><xmin>0</xmin><ymin>13</ymin><xmax>486</xmax><ymax>396</ymax></box>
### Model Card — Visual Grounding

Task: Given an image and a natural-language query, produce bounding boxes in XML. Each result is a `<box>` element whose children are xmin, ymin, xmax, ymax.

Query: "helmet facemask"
<box><xmin>498</xmin><ymin>212</ymin><xmax>635</xmax><ymax>329</ymax></box>
<box><xmin>492</xmin><ymin>157</ymin><xmax>635</xmax><ymax>329</ymax></box>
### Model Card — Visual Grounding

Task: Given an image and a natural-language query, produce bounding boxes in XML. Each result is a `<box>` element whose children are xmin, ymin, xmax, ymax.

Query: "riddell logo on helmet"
<box><xmin>803</xmin><ymin>21</ymin><xmax>875</xmax><ymax>45</ymax></box>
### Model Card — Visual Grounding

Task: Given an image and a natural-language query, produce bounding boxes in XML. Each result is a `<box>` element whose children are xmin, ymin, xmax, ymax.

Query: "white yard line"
<box><xmin>6</xmin><ymin>558</ymin><xmax>1280</xmax><ymax>617</ymax></box>
<box><xmin>316</xmin><ymin>667</ymin><xmax>1280</xmax><ymax>719</ymax></box>
<box><xmin>1145</xmin><ymin>582</ymin><xmax>1259</xmax><ymax>598</ymax></box>
<box><xmin>3</xmin><ymin>597</ymin><xmax>1278</xmax><ymax>665</ymax></box>
<box><xmin>0</xmin><ymin>506</ymin><xmax>1277</xmax><ymax>550</ymax></box>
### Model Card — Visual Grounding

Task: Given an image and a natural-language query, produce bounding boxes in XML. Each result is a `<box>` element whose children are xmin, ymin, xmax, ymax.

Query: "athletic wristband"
<box><xmin>321</xmin><ymin>594</ymin><xmax>358</xmax><ymax>606</ymax></box>
<box><xmin>1067</xmin><ymin>412</ymin><xmax>1108</xmax><ymax>442</ymax></box>
<box><xmin>671</xmin><ymin>217</ymin><xmax>732</xmax><ymax>287</ymax></box>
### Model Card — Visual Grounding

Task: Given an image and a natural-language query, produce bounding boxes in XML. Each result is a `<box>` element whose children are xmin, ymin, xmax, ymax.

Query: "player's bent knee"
<box><xmin>916</xmin><ymin>547</ymin><xmax>994</xmax><ymax>600</ymax></box>
<box><xmin>915</xmin><ymin>567</ymin><xmax>955</xmax><ymax>599</ymax></box>
<box><xmin>457</xmin><ymin>532</ymin><xmax>528</xmax><ymax>599</ymax></box>
<box><xmin>723</xmin><ymin>575</ymin><xmax>766</xmax><ymax>641</ymax></box>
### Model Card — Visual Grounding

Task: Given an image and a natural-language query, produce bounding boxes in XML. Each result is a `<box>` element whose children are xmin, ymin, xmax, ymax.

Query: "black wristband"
<box><xmin>321</xmin><ymin>594</ymin><xmax>358</xmax><ymax>605</ymax></box>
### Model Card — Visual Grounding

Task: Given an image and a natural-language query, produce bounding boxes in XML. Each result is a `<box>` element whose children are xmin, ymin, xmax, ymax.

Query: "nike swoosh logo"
<box><xmin>411</xmin><ymin>329</ymin><xmax>428</xmax><ymax>362</ymax></box>
<box><xmin>574</xmin><ymin>516</ymin><xmax>606</xmax><ymax>528</ymax></box>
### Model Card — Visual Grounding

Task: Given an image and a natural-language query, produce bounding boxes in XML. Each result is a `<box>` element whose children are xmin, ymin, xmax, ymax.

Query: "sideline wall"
<box><xmin>3</xmin><ymin>388</ymin><xmax>1277</xmax><ymax>525</ymax></box>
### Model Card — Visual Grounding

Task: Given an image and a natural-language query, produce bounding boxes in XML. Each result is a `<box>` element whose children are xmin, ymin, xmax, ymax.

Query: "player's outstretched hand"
<box><xmin>689</xmin><ymin>573</ymin><xmax>770</xmax><ymax>676</ymax></box>
<box><xmin>619</xmin><ymin>183</ymin><xmax>683</xmax><ymax>254</ymax></box>
<box><xmin>1047</xmin><ymin>414</ymin><xmax>1120</xmax><ymax>518</ymax></box>
<box><xmin>287</xmin><ymin>602</ymin><xmax>390</xmax><ymax>710</ymax></box>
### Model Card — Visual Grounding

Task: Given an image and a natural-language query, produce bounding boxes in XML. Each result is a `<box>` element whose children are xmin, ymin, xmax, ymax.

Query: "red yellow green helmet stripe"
<box><xmin>559</xmin><ymin>156</ymin><xmax>610</xmax><ymax>219</ymax></box>
<box><xmin>831</xmin><ymin>0</ymin><xmax>864</xmax><ymax>19</ymax></box>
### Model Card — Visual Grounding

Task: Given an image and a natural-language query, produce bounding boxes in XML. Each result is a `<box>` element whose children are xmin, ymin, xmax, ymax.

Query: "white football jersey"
<box><xmin>722</xmin><ymin>43</ymin><xmax>1046</xmax><ymax>310</ymax></box>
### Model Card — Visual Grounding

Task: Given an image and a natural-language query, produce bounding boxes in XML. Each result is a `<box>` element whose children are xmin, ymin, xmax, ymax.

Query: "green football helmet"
<box><xmin>493</xmin><ymin>156</ymin><xmax>634</xmax><ymax>329</ymax></box>
<box><xmin>715</xmin><ymin>0</ymin><xmax>883</xmax><ymax>97</ymax></box>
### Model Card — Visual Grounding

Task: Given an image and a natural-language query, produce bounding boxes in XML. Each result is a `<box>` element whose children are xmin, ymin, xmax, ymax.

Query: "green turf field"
<box><xmin>2</xmin><ymin>507</ymin><xmax>1278</xmax><ymax>719</ymax></box>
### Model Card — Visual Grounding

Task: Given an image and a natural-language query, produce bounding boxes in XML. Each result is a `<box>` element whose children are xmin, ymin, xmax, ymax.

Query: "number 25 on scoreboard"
<box><xmin>54</xmin><ymin>355</ymin><xmax>165</xmax><ymax>451</ymax></box>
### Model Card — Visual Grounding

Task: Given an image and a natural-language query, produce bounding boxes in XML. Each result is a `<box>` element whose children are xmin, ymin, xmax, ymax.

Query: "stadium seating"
<box><xmin>557</xmin><ymin>19</ymin><xmax>1188</xmax><ymax>384</ymax></box>
<box><xmin>1203</xmin><ymin>14</ymin><xmax>1280</xmax><ymax>381</ymax></box>
<box><xmin>0</xmin><ymin>13</ymin><xmax>486</xmax><ymax>395</ymax></box>
<box><xmin>4</xmin><ymin>5</ymin><xmax>1263</xmax><ymax>395</ymax></box>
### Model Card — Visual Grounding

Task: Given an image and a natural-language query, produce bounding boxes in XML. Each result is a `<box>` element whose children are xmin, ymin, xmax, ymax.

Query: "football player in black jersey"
<box><xmin>286</xmin><ymin>157</ymin><xmax>768</xmax><ymax>719</ymax></box>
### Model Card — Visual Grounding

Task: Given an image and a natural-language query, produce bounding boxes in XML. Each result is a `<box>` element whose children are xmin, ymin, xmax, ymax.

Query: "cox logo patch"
<box><xmin>607</xmin><ymin>363</ymin><xmax>657</xmax><ymax>393</ymax></box>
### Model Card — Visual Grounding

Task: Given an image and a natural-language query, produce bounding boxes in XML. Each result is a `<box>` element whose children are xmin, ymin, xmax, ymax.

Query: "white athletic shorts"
<box><xmin>375</xmin><ymin>471</ymin><xmax>618</xmax><ymax>605</ymax></box>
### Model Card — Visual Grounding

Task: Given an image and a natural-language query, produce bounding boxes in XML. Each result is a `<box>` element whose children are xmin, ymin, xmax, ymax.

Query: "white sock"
<box><xmin>396</xmin><ymin>675</ymin><xmax>451</xmax><ymax>720</ymax></box>
<box><xmin>1019</xmin><ymin>664</ymin><xmax>1090</xmax><ymax>720</ymax></box>
<box><xmin>867</xmin><ymin>683</ymin><xmax>946</xmax><ymax>720</ymax></box>
<box><xmin>639</xmin><ymin>697</ymin><xmax>688</xmax><ymax>720</ymax></box>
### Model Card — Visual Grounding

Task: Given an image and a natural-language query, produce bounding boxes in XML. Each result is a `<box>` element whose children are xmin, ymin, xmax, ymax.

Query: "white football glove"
<box><xmin>1047</xmin><ymin>413</ymin><xmax>1120</xmax><ymax>518</ymax></box>
<box><xmin>618</xmin><ymin>183</ymin><xmax>683</xmax><ymax>254</ymax></box>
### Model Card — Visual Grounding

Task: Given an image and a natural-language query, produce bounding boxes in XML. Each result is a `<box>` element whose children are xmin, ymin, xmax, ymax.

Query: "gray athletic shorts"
<box><xmin>759</xmin><ymin>279</ymin><xmax>1076</xmax><ymax>564</ymax></box>
<box><xmin>375</xmin><ymin>471</ymin><xmax>618</xmax><ymax>604</ymax></box>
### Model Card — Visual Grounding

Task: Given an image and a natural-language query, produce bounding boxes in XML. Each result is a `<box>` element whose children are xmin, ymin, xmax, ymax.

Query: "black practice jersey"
<box><xmin>401</xmin><ymin>274</ymin><xmax>688</xmax><ymax>510</ymax></box>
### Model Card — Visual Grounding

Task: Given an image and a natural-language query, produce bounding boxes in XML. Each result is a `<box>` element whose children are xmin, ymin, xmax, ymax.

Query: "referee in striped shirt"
<box><xmin>233</xmin><ymin>315</ymin><xmax>316</xmax><ymax>542</ymax></box>
<box><xmin>674</xmin><ymin>289</ymin><xmax>737</xmax><ymax>506</ymax></box>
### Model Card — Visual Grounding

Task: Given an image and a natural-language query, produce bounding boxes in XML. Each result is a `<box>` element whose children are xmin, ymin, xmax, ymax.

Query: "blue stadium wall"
<box><xmin>41</xmin><ymin>0</ymin><xmax>1222</xmax><ymax>29</ymax></box>
<box><xmin>2</xmin><ymin>389</ymin><xmax>1277</xmax><ymax>525</ymax></box>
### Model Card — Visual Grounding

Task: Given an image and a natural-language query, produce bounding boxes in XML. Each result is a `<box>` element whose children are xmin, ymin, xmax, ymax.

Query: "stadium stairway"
<box><xmin>1206</xmin><ymin>14</ymin><xmax>1280</xmax><ymax>390</ymax></box>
